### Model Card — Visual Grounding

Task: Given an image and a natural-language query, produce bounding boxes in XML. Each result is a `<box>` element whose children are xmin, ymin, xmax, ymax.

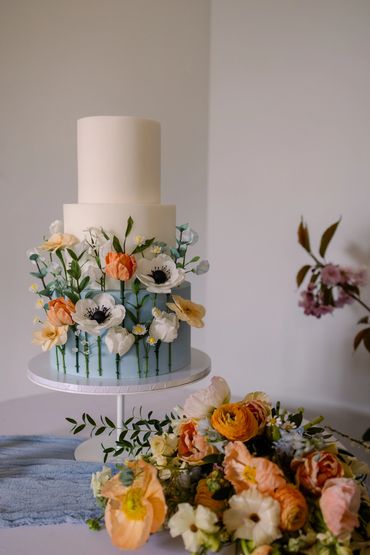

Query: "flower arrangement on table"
<box><xmin>28</xmin><ymin>218</ymin><xmax>208</xmax><ymax>377</ymax></box>
<box><xmin>68</xmin><ymin>377</ymin><xmax>370</xmax><ymax>554</ymax></box>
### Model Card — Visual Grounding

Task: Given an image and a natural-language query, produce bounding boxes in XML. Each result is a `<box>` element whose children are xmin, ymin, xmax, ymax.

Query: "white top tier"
<box><xmin>77</xmin><ymin>116</ymin><xmax>161</xmax><ymax>204</ymax></box>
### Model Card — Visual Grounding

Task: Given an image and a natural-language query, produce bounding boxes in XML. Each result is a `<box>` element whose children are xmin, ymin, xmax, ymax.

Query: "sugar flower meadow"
<box><xmin>71</xmin><ymin>376</ymin><xmax>369</xmax><ymax>553</ymax></box>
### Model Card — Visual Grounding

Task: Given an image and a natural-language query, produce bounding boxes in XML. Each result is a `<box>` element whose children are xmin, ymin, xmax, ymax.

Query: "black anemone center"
<box><xmin>149</xmin><ymin>268</ymin><xmax>169</xmax><ymax>284</ymax></box>
<box><xmin>86</xmin><ymin>305</ymin><xmax>111</xmax><ymax>324</ymax></box>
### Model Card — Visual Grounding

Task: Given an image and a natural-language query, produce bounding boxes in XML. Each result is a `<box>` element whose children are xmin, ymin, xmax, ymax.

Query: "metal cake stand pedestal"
<box><xmin>27</xmin><ymin>348</ymin><xmax>211</xmax><ymax>462</ymax></box>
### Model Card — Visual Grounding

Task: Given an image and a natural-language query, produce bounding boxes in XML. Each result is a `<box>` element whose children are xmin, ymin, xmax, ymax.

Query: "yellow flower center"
<box><xmin>243</xmin><ymin>464</ymin><xmax>257</xmax><ymax>483</ymax></box>
<box><xmin>45</xmin><ymin>329</ymin><xmax>58</xmax><ymax>340</ymax></box>
<box><xmin>120</xmin><ymin>487</ymin><xmax>147</xmax><ymax>521</ymax></box>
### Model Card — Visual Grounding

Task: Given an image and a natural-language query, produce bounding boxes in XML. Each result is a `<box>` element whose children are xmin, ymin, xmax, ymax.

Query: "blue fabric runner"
<box><xmin>0</xmin><ymin>435</ymin><xmax>104</xmax><ymax>528</ymax></box>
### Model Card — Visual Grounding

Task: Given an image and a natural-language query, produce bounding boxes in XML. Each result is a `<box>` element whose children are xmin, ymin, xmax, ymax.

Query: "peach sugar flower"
<box><xmin>32</xmin><ymin>321</ymin><xmax>68</xmax><ymax>351</ymax></box>
<box><xmin>166</xmin><ymin>294</ymin><xmax>205</xmax><ymax>328</ymax></box>
<box><xmin>47</xmin><ymin>297</ymin><xmax>75</xmax><ymax>327</ymax></box>
<box><xmin>100</xmin><ymin>459</ymin><xmax>166</xmax><ymax>550</ymax></box>
<box><xmin>252</xmin><ymin>547</ymin><xmax>272</xmax><ymax>555</ymax></box>
<box><xmin>178</xmin><ymin>420</ymin><xmax>217</xmax><ymax>464</ymax></box>
<box><xmin>224</xmin><ymin>441</ymin><xmax>286</xmax><ymax>495</ymax></box>
<box><xmin>291</xmin><ymin>451</ymin><xmax>344</xmax><ymax>495</ymax></box>
<box><xmin>242</xmin><ymin>392</ymin><xmax>271</xmax><ymax>433</ymax></box>
<box><xmin>39</xmin><ymin>233</ymin><xmax>79</xmax><ymax>251</ymax></box>
<box><xmin>105</xmin><ymin>252</ymin><xmax>137</xmax><ymax>281</ymax></box>
<box><xmin>211</xmin><ymin>403</ymin><xmax>259</xmax><ymax>442</ymax></box>
<box><xmin>272</xmin><ymin>484</ymin><xmax>308</xmax><ymax>532</ymax></box>
<box><xmin>319</xmin><ymin>478</ymin><xmax>361</xmax><ymax>540</ymax></box>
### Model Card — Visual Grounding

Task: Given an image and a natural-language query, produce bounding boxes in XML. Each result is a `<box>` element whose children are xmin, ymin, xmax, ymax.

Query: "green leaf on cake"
<box><xmin>126</xmin><ymin>309</ymin><xmax>138</xmax><ymax>325</ymax></box>
<box><xmin>64</xmin><ymin>290</ymin><xmax>80</xmax><ymax>304</ymax></box>
<box><xmin>100</xmin><ymin>227</ymin><xmax>110</xmax><ymax>241</ymax></box>
<box><xmin>113</xmin><ymin>235</ymin><xmax>123</xmax><ymax>253</ymax></box>
<box><xmin>131</xmin><ymin>237</ymin><xmax>155</xmax><ymax>254</ymax></box>
<box><xmin>188</xmin><ymin>256</ymin><xmax>200</xmax><ymax>264</ymax></box>
<box><xmin>68</xmin><ymin>259</ymin><xmax>81</xmax><ymax>280</ymax></box>
<box><xmin>67</xmin><ymin>248</ymin><xmax>78</xmax><ymax>261</ymax></box>
<box><xmin>79</xmin><ymin>276</ymin><xmax>90</xmax><ymax>292</ymax></box>
<box><xmin>29</xmin><ymin>253</ymin><xmax>39</xmax><ymax>261</ymax></box>
<box><xmin>176</xmin><ymin>223</ymin><xmax>189</xmax><ymax>232</ymax></box>
<box><xmin>170</xmin><ymin>247</ymin><xmax>180</xmax><ymax>259</ymax></box>
<box><xmin>124</xmin><ymin>216</ymin><xmax>134</xmax><ymax>238</ymax></box>
<box><xmin>319</xmin><ymin>218</ymin><xmax>341</xmax><ymax>258</ymax></box>
<box><xmin>132</xmin><ymin>278</ymin><xmax>141</xmax><ymax>295</ymax></box>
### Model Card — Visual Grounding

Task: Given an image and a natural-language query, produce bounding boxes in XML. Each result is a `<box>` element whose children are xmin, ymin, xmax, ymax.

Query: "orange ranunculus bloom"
<box><xmin>105</xmin><ymin>252</ymin><xmax>137</xmax><ymax>281</ymax></box>
<box><xmin>100</xmin><ymin>459</ymin><xmax>166</xmax><ymax>550</ymax></box>
<box><xmin>211</xmin><ymin>402</ymin><xmax>259</xmax><ymax>442</ymax></box>
<box><xmin>178</xmin><ymin>420</ymin><xmax>217</xmax><ymax>464</ymax></box>
<box><xmin>195</xmin><ymin>479</ymin><xmax>227</xmax><ymax>514</ymax></box>
<box><xmin>224</xmin><ymin>441</ymin><xmax>286</xmax><ymax>495</ymax></box>
<box><xmin>47</xmin><ymin>297</ymin><xmax>75</xmax><ymax>327</ymax></box>
<box><xmin>272</xmin><ymin>484</ymin><xmax>308</xmax><ymax>531</ymax></box>
<box><xmin>291</xmin><ymin>451</ymin><xmax>344</xmax><ymax>495</ymax></box>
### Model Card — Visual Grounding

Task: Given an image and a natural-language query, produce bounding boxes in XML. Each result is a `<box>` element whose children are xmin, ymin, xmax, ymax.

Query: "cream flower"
<box><xmin>149</xmin><ymin>308</ymin><xmax>179</xmax><ymax>343</ymax></box>
<box><xmin>147</xmin><ymin>336</ymin><xmax>158</xmax><ymax>346</ymax></box>
<box><xmin>135</xmin><ymin>234</ymin><xmax>146</xmax><ymax>246</ymax></box>
<box><xmin>136</xmin><ymin>254</ymin><xmax>185</xmax><ymax>294</ymax></box>
<box><xmin>223</xmin><ymin>489</ymin><xmax>281</xmax><ymax>546</ymax></box>
<box><xmin>39</xmin><ymin>233</ymin><xmax>79</xmax><ymax>251</ymax></box>
<box><xmin>149</xmin><ymin>433</ymin><xmax>178</xmax><ymax>466</ymax></box>
<box><xmin>72</xmin><ymin>293</ymin><xmax>125</xmax><ymax>336</ymax></box>
<box><xmin>151</xmin><ymin>245</ymin><xmax>162</xmax><ymax>255</ymax></box>
<box><xmin>91</xmin><ymin>466</ymin><xmax>113</xmax><ymax>499</ymax></box>
<box><xmin>29</xmin><ymin>283</ymin><xmax>38</xmax><ymax>293</ymax></box>
<box><xmin>49</xmin><ymin>220</ymin><xmax>64</xmax><ymax>234</ymax></box>
<box><xmin>167</xmin><ymin>295</ymin><xmax>205</xmax><ymax>328</ymax></box>
<box><xmin>132</xmin><ymin>324</ymin><xmax>147</xmax><ymax>336</ymax></box>
<box><xmin>32</xmin><ymin>322</ymin><xmax>68</xmax><ymax>351</ymax></box>
<box><xmin>35</xmin><ymin>298</ymin><xmax>44</xmax><ymax>310</ymax></box>
<box><xmin>168</xmin><ymin>503</ymin><xmax>220</xmax><ymax>553</ymax></box>
<box><xmin>105</xmin><ymin>327</ymin><xmax>135</xmax><ymax>356</ymax></box>
<box><xmin>183</xmin><ymin>376</ymin><xmax>231</xmax><ymax>419</ymax></box>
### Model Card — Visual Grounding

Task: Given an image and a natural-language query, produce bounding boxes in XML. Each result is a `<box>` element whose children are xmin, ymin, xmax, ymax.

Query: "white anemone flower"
<box><xmin>149</xmin><ymin>308</ymin><xmax>179</xmax><ymax>343</ymax></box>
<box><xmin>223</xmin><ymin>489</ymin><xmax>281</xmax><ymax>547</ymax></box>
<box><xmin>183</xmin><ymin>376</ymin><xmax>231</xmax><ymax>419</ymax></box>
<box><xmin>105</xmin><ymin>327</ymin><xmax>135</xmax><ymax>356</ymax></box>
<box><xmin>72</xmin><ymin>293</ymin><xmax>125</xmax><ymax>336</ymax></box>
<box><xmin>136</xmin><ymin>254</ymin><xmax>185</xmax><ymax>294</ymax></box>
<box><xmin>168</xmin><ymin>503</ymin><xmax>219</xmax><ymax>553</ymax></box>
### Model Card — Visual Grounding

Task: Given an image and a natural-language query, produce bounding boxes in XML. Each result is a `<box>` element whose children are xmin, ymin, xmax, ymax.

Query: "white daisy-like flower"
<box><xmin>147</xmin><ymin>336</ymin><xmax>158</xmax><ymax>346</ymax></box>
<box><xmin>35</xmin><ymin>298</ymin><xmax>44</xmax><ymax>309</ymax></box>
<box><xmin>223</xmin><ymin>489</ymin><xmax>281</xmax><ymax>547</ymax></box>
<box><xmin>72</xmin><ymin>293</ymin><xmax>126</xmax><ymax>336</ymax></box>
<box><xmin>149</xmin><ymin>307</ymin><xmax>179</xmax><ymax>343</ymax></box>
<box><xmin>134</xmin><ymin>234</ymin><xmax>146</xmax><ymax>246</ymax></box>
<box><xmin>33</xmin><ymin>316</ymin><xmax>42</xmax><ymax>325</ymax></box>
<box><xmin>151</xmin><ymin>245</ymin><xmax>162</xmax><ymax>255</ymax></box>
<box><xmin>136</xmin><ymin>254</ymin><xmax>185</xmax><ymax>294</ymax></box>
<box><xmin>132</xmin><ymin>324</ymin><xmax>147</xmax><ymax>336</ymax></box>
<box><xmin>105</xmin><ymin>326</ymin><xmax>135</xmax><ymax>356</ymax></box>
<box><xmin>168</xmin><ymin>503</ymin><xmax>219</xmax><ymax>553</ymax></box>
<box><xmin>29</xmin><ymin>283</ymin><xmax>38</xmax><ymax>293</ymax></box>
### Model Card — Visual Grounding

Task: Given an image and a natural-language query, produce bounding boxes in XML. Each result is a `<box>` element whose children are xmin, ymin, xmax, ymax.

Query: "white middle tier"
<box><xmin>63</xmin><ymin>203</ymin><xmax>176</xmax><ymax>250</ymax></box>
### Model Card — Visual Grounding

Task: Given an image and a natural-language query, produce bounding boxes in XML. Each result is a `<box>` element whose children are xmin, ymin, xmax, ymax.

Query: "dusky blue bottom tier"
<box><xmin>49</xmin><ymin>282</ymin><xmax>191</xmax><ymax>380</ymax></box>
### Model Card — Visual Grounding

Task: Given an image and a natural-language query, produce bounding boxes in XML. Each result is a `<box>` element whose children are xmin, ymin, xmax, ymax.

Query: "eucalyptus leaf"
<box><xmin>29</xmin><ymin>253</ymin><xmax>39</xmax><ymax>261</ymax></box>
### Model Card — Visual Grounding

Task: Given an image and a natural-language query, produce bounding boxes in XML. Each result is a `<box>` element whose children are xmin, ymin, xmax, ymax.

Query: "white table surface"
<box><xmin>0</xmin><ymin>388</ymin><xmax>368</xmax><ymax>554</ymax></box>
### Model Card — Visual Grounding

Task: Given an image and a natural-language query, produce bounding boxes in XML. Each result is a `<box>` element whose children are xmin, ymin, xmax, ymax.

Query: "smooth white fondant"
<box><xmin>63</xmin><ymin>203</ymin><xmax>176</xmax><ymax>252</ymax></box>
<box><xmin>78</xmin><ymin>116</ymin><xmax>161</xmax><ymax>204</ymax></box>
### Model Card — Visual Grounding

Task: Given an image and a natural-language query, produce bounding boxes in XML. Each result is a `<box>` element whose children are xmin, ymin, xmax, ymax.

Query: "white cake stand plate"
<box><xmin>27</xmin><ymin>348</ymin><xmax>211</xmax><ymax>462</ymax></box>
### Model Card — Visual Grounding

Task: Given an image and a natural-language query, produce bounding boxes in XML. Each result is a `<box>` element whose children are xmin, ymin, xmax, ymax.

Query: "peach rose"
<box><xmin>292</xmin><ymin>451</ymin><xmax>344</xmax><ymax>495</ymax></box>
<box><xmin>194</xmin><ymin>478</ymin><xmax>227</xmax><ymax>514</ymax></box>
<box><xmin>105</xmin><ymin>252</ymin><xmax>137</xmax><ymax>281</ymax></box>
<box><xmin>224</xmin><ymin>441</ymin><xmax>286</xmax><ymax>495</ymax></box>
<box><xmin>47</xmin><ymin>297</ymin><xmax>75</xmax><ymax>327</ymax></box>
<box><xmin>178</xmin><ymin>420</ymin><xmax>217</xmax><ymax>464</ymax></box>
<box><xmin>319</xmin><ymin>478</ymin><xmax>361</xmax><ymax>540</ymax></box>
<box><xmin>101</xmin><ymin>460</ymin><xmax>167</xmax><ymax>550</ymax></box>
<box><xmin>211</xmin><ymin>402</ymin><xmax>259</xmax><ymax>442</ymax></box>
<box><xmin>272</xmin><ymin>484</ymin><xmax>308</xmax><ymax>532</ymax></box>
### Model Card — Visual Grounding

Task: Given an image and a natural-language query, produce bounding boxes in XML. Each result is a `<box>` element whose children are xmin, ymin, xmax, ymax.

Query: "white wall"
<box><xmin>207</xmin><ymin>0</ymin><xmax>370</xmax><ymax>412</ymax></box>
<box><xmin>0</xmin><ymin>0</ymin><xmax>210</xmax><ymax>402</ymax></box>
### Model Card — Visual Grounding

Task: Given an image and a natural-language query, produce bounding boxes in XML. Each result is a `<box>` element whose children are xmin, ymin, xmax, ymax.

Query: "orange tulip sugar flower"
<box><xmin>223</xmin><ymin>441</ymin><xmax>286</xmax><ymax>495</ymax></box>
<box><xmin>100</xmin><ymin>459</ymin><xmax>167</xmax><ymax>550</ymax></box>
<box><xmin>105</xmin><ymin>252</ymin><xmax>137</xmax><ymax>281</ymax></box>
<box><xmin>166</xmin><ymin>295</ymin><xmax>205</xmax><ymax>328</ymax></box>
<box><xmin>211</xmin><ymin>402</ymin><xmax>259</xmax><ymax>442</ymax></box>
<box><xmin>47</xmin><ymin>297</ymin><xmax>75</xmax><ymax>327</ymax></box>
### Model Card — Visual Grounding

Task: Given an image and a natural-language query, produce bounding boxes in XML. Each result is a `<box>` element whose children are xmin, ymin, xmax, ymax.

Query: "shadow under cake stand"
<box><xmin>27</xmin><ymin>348</ymin><xmax>211</xmax><ymax>462</ymax></box>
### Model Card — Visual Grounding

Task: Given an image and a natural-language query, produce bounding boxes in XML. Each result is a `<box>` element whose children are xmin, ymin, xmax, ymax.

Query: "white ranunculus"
<box><xmin>183</xmin><ymin>376</ymin><xmax>231</xmax><ymax>419</ymax></box>
<box><xmin>72</xmin><ymin>293</ymin><xmax>126</xmax><ymax>336</ymax></box>
<box><xmin>49</xmin><ymin>220</ymin><xmax>64</xmax><ymax>234</ymax></box>
<box><xmin>223</xmin><ymin>489</ymin><xmax>281</xmax><ymax>547</ymax></box>
<box><xmin>105</xmin><ymin>327</ymin><xmax>135</xmax><ymax>356</ymax></box>
<box><xmin>149</xmin><ymin>308</ymin><xmax>179</xmax><ymax>343</ymax></box>
<box><xmin>90</xmin><ymin>466</ymin><xmax>112</xmax><ymax>498</ymax></box>
<box><xmin>169</xmin><ymin>503</ymin><xmax>219</xmax><ymax>553</ymax></box>
<box><xmin>181</xmin><ymin>227</ymin><xmax>199</xmax><ymax>245</ymax></box>
<box><xmin>136</xmin><ymin>254</ymin><xmax>185</xmax><ymax>294</ymax></box>
<box><xmin>194</xmin><ymin>259</ymin><xmax>210</xmax><ymax>275</ymax></box>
